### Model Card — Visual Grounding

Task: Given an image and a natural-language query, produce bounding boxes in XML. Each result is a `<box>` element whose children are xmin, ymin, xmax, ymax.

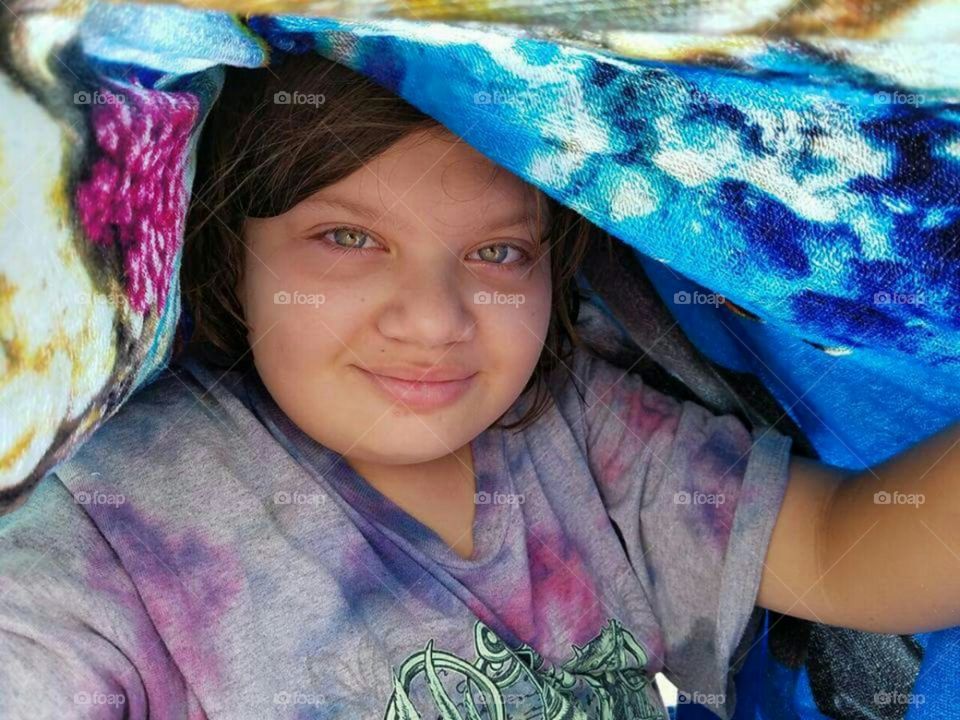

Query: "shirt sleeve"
<box><xmin>575</xmin><ymin>346</ymin><xmax>793</xmax><ymax>720</ymax></box>
<box><xmin>0</xmin><ymin>473</ymin><xmax>191</xmax><ymax>719</ymax></box>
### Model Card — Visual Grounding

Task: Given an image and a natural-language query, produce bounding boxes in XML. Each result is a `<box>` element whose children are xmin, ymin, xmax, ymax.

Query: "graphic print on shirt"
<box><xmin>384</xmin><ymin>617</ymin><xmax>665</xmax><ymax>719</ymax></box>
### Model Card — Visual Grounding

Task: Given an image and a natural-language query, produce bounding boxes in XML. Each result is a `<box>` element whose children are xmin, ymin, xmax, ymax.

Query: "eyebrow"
<box><xmin>302</xmin><ymin>195</ymin><xmax>544</xmax><ymax>235</ymax></box>
<box><xmin>302</xmin><ymin>196</ymin><xmax>397</xmax><ymax>226</ymax></box>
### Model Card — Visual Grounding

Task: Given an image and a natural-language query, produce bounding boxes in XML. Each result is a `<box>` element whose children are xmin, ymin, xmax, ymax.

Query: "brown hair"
<box><xmin>182</xmin><ymin>52</ymin><xmax>604</xmax><ymax>432</ymax></box>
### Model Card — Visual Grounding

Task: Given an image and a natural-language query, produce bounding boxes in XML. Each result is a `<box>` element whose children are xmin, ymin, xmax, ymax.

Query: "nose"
<box><xmin>377</xmin><ymin>263</ymin><xmax>477</xmax><ymax>349</ymax></box>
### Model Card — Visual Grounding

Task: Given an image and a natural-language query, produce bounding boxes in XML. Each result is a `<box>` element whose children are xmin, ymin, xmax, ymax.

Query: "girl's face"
<box><xmin>239</xmin><ymin>127</ymin><xmax>552</xmax><ymax>467</ymax></box>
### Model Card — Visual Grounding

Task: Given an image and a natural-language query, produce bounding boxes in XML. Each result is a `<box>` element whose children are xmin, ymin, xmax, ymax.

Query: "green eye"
<box><xmin>331</xmin><ymin>227</ymin><xmax>373</xmax><ymax>249</ymax></box>
<box><xmin>477</xmin><ymin>245</ymin><xmax>509</xmax><ymax>263</ymax></box>
<box><xmin>474</xmin><ymin>244</ymin><xmax>530</xmax><ymax>267</ymax></box>
<box><xmin>316</xmin><ymin>226</ymin><xmax>384</xmax><ymax>254</ymax></box>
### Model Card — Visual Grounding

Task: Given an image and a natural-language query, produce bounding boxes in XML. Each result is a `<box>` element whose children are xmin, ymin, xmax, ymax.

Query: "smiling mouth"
<box><xmin>354</xmin><ymin>366</ymin><xmax>477</xmax><ymax>412</ymax></box>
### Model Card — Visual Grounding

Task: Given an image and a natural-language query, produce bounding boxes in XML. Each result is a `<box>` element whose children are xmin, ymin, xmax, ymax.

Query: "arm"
<box><xmin>757</xmin><ymin>422</ymin><xmax>960</xmax><ymax>634</ymax></box>
<box><xmin>0</xmin><ymin>475</ymin><xmax>186</xmax><ymax>718</ymax></box>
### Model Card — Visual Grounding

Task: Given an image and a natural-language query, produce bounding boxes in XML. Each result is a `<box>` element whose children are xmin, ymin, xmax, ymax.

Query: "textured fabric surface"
<box><xmin>0</xmin><ymin>336</ymin><xmax>791</xmax><ymax>718</ymax></box>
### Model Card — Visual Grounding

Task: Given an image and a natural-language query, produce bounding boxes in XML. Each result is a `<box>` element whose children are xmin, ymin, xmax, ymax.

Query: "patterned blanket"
<box><xmin>1</xmin><ymin>1</ymin><xmax>958</xmax><ymax>718</ymax></box>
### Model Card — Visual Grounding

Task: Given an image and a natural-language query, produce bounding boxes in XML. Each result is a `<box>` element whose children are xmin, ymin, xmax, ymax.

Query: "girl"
<box><xmin>2</xmin><ymin>51</ymin><xmax>959</xmax><ymax>720</ymax></box>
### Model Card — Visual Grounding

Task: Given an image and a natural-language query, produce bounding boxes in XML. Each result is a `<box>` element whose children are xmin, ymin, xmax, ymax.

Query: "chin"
<box><xmin>353</xmin><ymin>444</ymin><xmax>447</xmax><ymax>466</ymax></box>
<box><xmin>364</xmin><ymin>424</ymin><xmax>472</xmax><ymax>461</ymax></box>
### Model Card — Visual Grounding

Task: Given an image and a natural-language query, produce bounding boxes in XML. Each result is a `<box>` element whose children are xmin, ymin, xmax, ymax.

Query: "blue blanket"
<box><xmin>2</xmin><ymin>1</ymin><xmax>959</xmax><ymax>717</ymax></box>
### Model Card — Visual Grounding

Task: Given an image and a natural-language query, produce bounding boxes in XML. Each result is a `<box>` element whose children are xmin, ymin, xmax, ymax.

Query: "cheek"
<box><xmin>479</xmin><ymin>282</ymin><xmax>551</xmax><ymax>363</ymax></box>
<box><xmin>515</xmin><ymin>271</ymin><xmax>553</xmax><ymax>339</ymax></box>
<box><xmin>244</xmin><ymin>261</ymin><xmax>376</xmax><ymax>369</ymax></box>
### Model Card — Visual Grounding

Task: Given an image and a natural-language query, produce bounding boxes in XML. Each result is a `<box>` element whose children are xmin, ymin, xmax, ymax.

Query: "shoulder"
<box><xmin>548</xmin><ymin>340</ymin><xmax>671</xmax><ymax>427</ymax></box>
<box><xmin>0</xmin><ymin>472</ymin><xmax>89</xmax><ymax>544</ymax></box>
<box><xmin>546</xmin><ymin>294</ymin><xmax>679</xmax><ymax>426</ymax></box>
<box><xmin>71</xmin><ymin>366</ymin><xmax>199</xmax><ymax>464</ymax></box>
<box><xmin>0</xmin><ymin>472</ymin><xmax>125</xmax><ymax>612</ymax></box>
<box><xmin>543</xmin><ymin>341</ymin><xmax>594</xmax><ymax>428</ymax></box>
<box><xmin>51</xmin><ymin>358</ymin><xmax>254</xmax><ymax>500</ymax></box>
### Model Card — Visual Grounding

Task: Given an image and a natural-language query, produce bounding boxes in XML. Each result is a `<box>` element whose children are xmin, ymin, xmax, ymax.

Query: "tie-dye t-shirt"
<box><xmin>0</xmin><ymin>341</ymin><xmax>792</xmax><ymax>720</ymax></box>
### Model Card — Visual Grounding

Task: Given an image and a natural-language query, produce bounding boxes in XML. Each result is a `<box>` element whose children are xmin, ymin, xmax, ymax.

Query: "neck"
<box><xmin>345</xmin><ymin>442</ymin><xmax>479</xmax><ymax>559</ymax></box>
<box><xmin>347</xmin><ymin>443</ymin><xmax>475</xmax><ymax>496</ymax></box>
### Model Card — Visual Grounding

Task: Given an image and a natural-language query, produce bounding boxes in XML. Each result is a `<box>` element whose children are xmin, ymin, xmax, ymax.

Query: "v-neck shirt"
<box><xmin>0</xmin><ymin>342</ymin><xmax>793</xmax><ymax>720</ymax></box>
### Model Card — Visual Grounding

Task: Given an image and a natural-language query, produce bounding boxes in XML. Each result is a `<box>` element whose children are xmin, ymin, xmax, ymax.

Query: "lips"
<box><xmin>354</xmin><ymin>365</ymin><xmax>477</xmax><ymax>412</ymax></box>
<box><xmin>358</xmin><ymin>365</ymin><xmax>475</xmax><ymax>383</ymax></box>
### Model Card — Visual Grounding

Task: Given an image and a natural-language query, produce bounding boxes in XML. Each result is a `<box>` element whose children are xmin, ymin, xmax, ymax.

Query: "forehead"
<box><xmin>328</xmin><ymin>128</ymin><xmax>546</xmax><ymax>221</ymax></box>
